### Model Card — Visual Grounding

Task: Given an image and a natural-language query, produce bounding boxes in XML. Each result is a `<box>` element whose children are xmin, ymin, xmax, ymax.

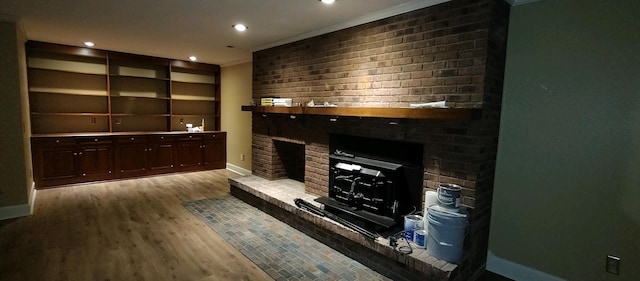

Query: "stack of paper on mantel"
<box><xmin>273</xmin><ymin>98</ymin><xmax>292</xmax><ymax>106</ymax></box>
<box><xmin>409</xmin><ymin>101</ymin><xmax>447</xmax><ymax>108</ymax></box>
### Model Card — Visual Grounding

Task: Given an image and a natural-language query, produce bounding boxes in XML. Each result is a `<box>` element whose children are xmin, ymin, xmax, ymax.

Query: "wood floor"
<box><xmin>0</xmin><ymin>170</ymin><xmax>274</xmax><ymax>281</ymax></box>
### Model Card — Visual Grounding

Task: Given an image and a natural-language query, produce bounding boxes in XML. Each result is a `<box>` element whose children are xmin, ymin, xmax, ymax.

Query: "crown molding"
<box><xmin>253</xmin><ymin>0</ymin><xmax>450</xmax><ymax>52</ymax></box>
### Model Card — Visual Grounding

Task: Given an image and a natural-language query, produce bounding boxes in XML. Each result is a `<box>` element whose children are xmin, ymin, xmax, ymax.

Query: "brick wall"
<box><xmin>250</xmin><ymin>0</ymin><xmax>509</xmax><ymax>280</ymax></box>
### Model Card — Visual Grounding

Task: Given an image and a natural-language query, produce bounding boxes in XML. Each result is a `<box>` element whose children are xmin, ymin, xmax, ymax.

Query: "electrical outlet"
<box><xmin>240</xmin><ymin>154</ymin><xmax>245</xmax><ymax>161</ymax></box>
<box><xmin>606</xmin><ymin>255</ymin><xmax>620</xmax><ymax>275</ymax></box>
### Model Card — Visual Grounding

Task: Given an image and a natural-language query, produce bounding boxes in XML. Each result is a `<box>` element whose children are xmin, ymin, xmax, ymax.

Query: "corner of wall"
<box><xmin>0</xmin><ymin>181</ymin><xmax>36</xmax><ymax>220</ymax></box>
<box><xmin>226</xmin><ymin>163</ymin><xmax>252</xmax><ymax>176</ymax></box>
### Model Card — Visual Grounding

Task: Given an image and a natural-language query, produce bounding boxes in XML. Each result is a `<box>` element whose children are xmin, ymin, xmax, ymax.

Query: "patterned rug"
<box><xmin>184</xmin><ymin>195</ymin><xmax>390</xmax><ymax>281</ymax></box>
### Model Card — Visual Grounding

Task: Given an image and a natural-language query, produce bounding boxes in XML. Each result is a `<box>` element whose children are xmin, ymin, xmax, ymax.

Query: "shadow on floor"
<box><xmin>478</xmin><ymin>270</ymin><xmax>514</xmax><ymax>281</ymax></box>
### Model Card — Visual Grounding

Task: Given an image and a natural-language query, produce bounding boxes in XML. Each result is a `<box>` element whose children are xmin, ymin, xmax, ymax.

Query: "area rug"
<box><xmin>184</xmin><ymin>195</ymin><xmax>389</xmax><ymax>281</ymax></box>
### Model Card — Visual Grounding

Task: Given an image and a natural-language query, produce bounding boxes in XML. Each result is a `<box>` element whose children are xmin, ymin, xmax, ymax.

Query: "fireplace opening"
<box><xmin>273</xmin><ymin>140</ymin><xmax>305</xmax><ymax>182</ymax></box>
<box><xmin>315</xmin><ymin>134</ymin><xmax>424</xmax><ymax>230</ymax></box>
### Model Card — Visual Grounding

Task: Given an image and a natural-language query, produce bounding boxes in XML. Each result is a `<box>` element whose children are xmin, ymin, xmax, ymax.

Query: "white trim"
<box><xmin>505</xmin><ymin>0</ymin><xmax>543</xmax><ymax>6</ymax></box>
<box><xmin>487</xmin><ymin>250</ymin><xmax>566</xmax><ymax>281</ymax></box>
<box><xmin>253</xmin><ymin>0</ymin><xmax>450</xmax><ymax>52</ymax></box>
<box><xmin>0</xmin><ymin>182</ymin><xmax>36</xmax><ymax>220</ymax></box>
<box><xmin>226</xmin><ymin>163</ymin><xmax>252</xmax><ymax>176</ymax></box>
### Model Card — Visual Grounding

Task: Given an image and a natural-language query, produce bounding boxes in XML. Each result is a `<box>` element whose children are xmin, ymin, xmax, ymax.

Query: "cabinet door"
<box><xmin>78</xmin><ymin>145</ymin><xmax>113</xmax><ymax>181</ymax></box>
<box><xmin>32</xmin><ymin>138</ymin><xmax>79</xmax><ymax>188</ymax></box>
<box><xmin>177</xmin><ymin>140</ymin><xmax>202</xmax><ymax>170</ymax></box>
<box><xmin>148</xmin><ymin>142</ymin><xmax>175</xmax><ymax>173</ymax></box>
<box><xmin>203</xmin><ymin>134</ymin><xmax>227</xmax><ymax>169</ymax></box>
<box><xmin>116</xmin><ymin>143</ymin><xmax>148</xmax><ymax>177</ymax></box>
<box><xmin>39</xmin><ymin>147</ymin><xmax>78</xmax><ymax>182</ymax></box>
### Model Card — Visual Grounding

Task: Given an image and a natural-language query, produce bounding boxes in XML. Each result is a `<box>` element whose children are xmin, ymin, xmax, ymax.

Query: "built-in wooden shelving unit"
<box><xmin>26</xmin><ymin>41</ymin><xmax>221</xmax><ymax>134</ymax></box>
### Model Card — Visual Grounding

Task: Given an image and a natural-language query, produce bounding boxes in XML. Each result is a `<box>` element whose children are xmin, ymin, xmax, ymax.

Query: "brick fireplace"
<box><xmin>248</xmin><ymin>0</ymin><xmax>509</xmax><ymax>280</ymax></box>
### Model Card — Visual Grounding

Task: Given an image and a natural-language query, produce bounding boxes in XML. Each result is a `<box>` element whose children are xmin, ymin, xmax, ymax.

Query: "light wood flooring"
<box><xmin>0</xmin><ymin>170</ymin><xmax>274</xmax><ymax>281</ymax></box>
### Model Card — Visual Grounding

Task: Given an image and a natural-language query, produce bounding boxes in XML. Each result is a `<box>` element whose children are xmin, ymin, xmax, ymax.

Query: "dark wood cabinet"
<box><xmin>115</xmin><ymin>136</ymin><xmax>149</xmax><ymax>177</ymax></box>
<box><xmin>202</xmin><ymin>133</ymin><xmax>226</xmax><ymax>168</ymax></box>
<box><xmin>32</xmin><ymin>137</ymin><xmax>114</xmax><ymax>187</ymax></box>
<box><xmin>177</xmin><ymin>136</ymin><xmax>203</xmax><ymax>170</ymax></box>
<box><xmin>34</xmin><ymin>139</ymin><xmax>77</xmax><ymax>186</ymax></box>
<box><xmin>32</xmin><ymin>132</ymin><xmax>225</xmax><ymax>188</ymax></box>
<box><xmin>78</xmin><ymin>144</ymin><xmax>113</xmax><ymax>180</ymax></box>
<box><xmin>177</xmin><ymin>132</ymin><xmax>227</xmax><ymax>171</ymax></box>
<box><xmin>148</xmin><ymin>136</ymin><xmax>176</xmax><ymax>173</ymax></box>
<box><xmin>115</xmin><ymin>135</ymin><xmax>177</xmax><ymax>177</ymax></box>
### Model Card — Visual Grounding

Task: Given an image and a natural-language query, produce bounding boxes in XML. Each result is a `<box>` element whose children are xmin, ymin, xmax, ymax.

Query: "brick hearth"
<box><xmin>229</xmin><ymin>176</ymin><xmax>456</xmax><ymax>281</ymax></box>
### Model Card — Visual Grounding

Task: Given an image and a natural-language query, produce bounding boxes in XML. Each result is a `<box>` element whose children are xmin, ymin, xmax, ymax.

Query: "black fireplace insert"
<box><xmin>315</xmin><ymin>134</ymin><xmax>424</xmax><ymax>230</ymax></box>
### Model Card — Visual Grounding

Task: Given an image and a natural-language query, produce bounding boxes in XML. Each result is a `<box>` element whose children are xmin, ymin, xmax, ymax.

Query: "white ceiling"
<box><xmin>0</xmin><ymin>0</ymin><xmax>456</xmax><ymax>66</ymax></box>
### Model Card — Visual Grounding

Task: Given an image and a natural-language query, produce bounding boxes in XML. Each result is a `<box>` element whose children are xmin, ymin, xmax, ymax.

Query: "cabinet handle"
<box><xmin>82</xmin><ymin>173</ymin><xmax>86</xmax><ymax>176</ymax></box>
<box><xmin>73</xmin><ymin>152</ymin><xmax>78</xmax><ymax>156</ymax></box>
<box><xmin>161</xmin><ymin>137</ymin><xmax>164</xmax><ymax>140</ymax></box>
<box><xmin>170</xmin><ymin>165</ymin><xmax>174</xmax><ymax>168</ymax></box>
<box><xmin>56</xmin><ymin>139</ymin><xmax>60</xmax><ymax>143</ymax></box>
<box><xmin>109</xmin><ymin>171</ymin><xmax>112</xmax><ymax>174</ymax></box>
<box><xmin>131</xmin><ymin>137</ymin><xmax>135</xmax><ymax>141</ymax></box>
<box><xmin>79</xmin><ymin>152</ymin><xmax>83</xmax><ymax>155</ymax></box>
<box><xmin>94</xmin><ymin>138</ymin><xmax>98</xmax><ymax>142</ymax></box>
<box><xmin>148</xmin><ymin>148</ymin><xmax>152</xmax><ymax>151</ymax></box>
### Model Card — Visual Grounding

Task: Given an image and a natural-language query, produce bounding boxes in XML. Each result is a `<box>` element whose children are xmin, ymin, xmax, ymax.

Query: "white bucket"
<box><xmin>426</xmin><ymin>207</ymin><xmax>468</xmax><ymax>264</ymax></box>
<box><xmin>403</xmin><ymin>215</ymin><xmax>422</xmax><ymax>242</ymax></box>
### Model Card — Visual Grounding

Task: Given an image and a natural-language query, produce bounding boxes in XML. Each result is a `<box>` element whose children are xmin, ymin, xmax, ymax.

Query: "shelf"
<box><xmin>171</xmin><ymin>114</ymin><xmax>217</xmax><ymax>117</ymax></box>
<box><xmin>110</xmin><ymin>95</ymin><xmax>170</xmax><ymax>100</ymax></box>
<box><xmin>27</xmin><ymin>58</ymin><xmax>107</xmax><ymax>76</ymax></box>
<box><xmin>29</xmin><ymin>90</ymin><xmax>108</xmax><ymax>97</ymax></box>
<box><xmin>110</xmin><ymin>74</ymin><xmax>170</xmax><ymax>81</ymax></box>
<box><xmin>241</xmin><ymin>106</ymin><xmax>478</xmax><ymax>120</ymax></box>
<box><xmin>112</xmin><ymin>114</ymin><xmax>170</xmax><ymax>117</ymax></box>
<box><xmin>171</xmin><ymin>96</ymin><xmax>217</xmax><ymax>101</ymax></box>
<box><xmin>32</xmin><ymin>112</ymin><xmax>109</xmax><ymax>116</ymax></box>
<box><xmin>171</xmin><ymin>74</ymin><xmax>216</xmax><ymax>85</ymax></box>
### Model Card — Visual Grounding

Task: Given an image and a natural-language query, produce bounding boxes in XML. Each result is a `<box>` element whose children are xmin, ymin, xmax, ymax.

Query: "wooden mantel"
<box><xmin>241</xmin><ymin>106</ymin><xmax>479</xmax><ymax>120</ymax></box>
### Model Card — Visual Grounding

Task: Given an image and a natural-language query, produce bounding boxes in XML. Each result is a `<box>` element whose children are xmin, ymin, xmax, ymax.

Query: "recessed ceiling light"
<box><xmin>233</xmin><ymin>24</ymin><xmax>248</xmax><ymax>32</ymax></box>
<box><xmin>84</xmin><ymin>41</ymin><xmax>95</xmax><ymax>47</ymax></box>
<box><xmin>188</xmin><ymin>56</ymin><xmax>197</xmax><ymax>61</ymax></box>
<box><xmin>319</xmin><ymin>0</ymin><xmax>336</xmax><ymax>4</ymax></box>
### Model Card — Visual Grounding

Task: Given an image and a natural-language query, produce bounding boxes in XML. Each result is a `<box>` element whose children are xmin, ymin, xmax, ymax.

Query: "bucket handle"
<box><xmin>430</xmin><ymin>234</ymin><xmax>454</xmax><ymax>247</ymax></box>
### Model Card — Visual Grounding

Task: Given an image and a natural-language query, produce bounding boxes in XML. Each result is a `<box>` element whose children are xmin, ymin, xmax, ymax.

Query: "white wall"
<box><xmin>0</xmin><ymin>18</ymin><xmax>34</xmax><ymax>219</ymax></box>
<box><xmin>221</xmin><ymin>62</ymin><xmax>253</xmax><ymax>175</ymax></box>
<box><xmin>488</xmin><ymin>0</ymin><xmax>640</xmax><ymax>280</ymax></box>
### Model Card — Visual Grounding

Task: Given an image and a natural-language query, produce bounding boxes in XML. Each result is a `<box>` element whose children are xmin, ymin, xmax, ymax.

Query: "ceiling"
<box><xmin>0</xmin><ymin>0</ymin><xmax>457</xmax><ymax>66</ymax></box>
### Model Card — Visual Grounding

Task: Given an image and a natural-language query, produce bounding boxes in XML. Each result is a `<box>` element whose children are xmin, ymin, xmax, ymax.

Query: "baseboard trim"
<box><xmin>226</xmin><ymin>163</ymin><xmax>252</xmax><ymax>176</ymax></box>
<box><xmin>0</xmin><ymin>182</ymin><xmax>37</xmax><ymax>220</ymax></box>
<box><xmin>487</xmin><ymin>251</ymin><xmax>566</xmax><ymax>281</ymax></box>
